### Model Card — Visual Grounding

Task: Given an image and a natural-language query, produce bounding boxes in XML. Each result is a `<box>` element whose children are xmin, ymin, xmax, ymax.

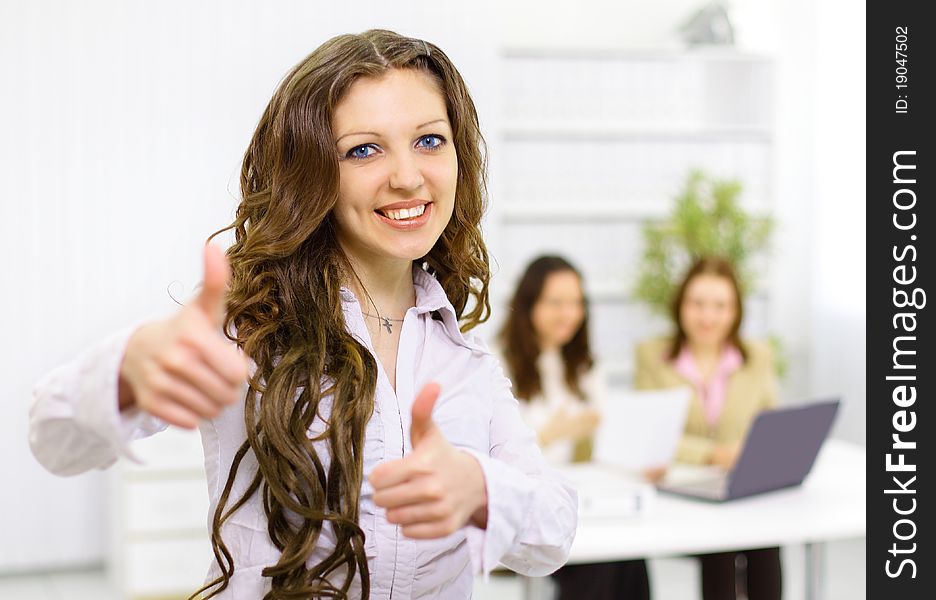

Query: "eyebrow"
<box><xmin>335</xmin><ymin>119</ymin><xmax>449</xmax><ymax>144</ymax></box>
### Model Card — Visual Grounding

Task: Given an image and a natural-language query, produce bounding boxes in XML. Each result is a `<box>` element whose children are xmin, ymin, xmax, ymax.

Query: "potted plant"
<box><xmin>634</xmin><ymin>169</ymin><xmax>785</xmax><ymax>374</ymax></box>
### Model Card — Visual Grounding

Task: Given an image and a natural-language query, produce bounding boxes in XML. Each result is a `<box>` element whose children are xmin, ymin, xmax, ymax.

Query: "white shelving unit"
<box><xmin>109</xmin><ymin>428</ymin><xmax>211</xmax><ymax>599</ymax></box>
<box><xmin>488</xmin><ymin>46</ymin><xmax>776</xmax><ymax>384</ymax></box>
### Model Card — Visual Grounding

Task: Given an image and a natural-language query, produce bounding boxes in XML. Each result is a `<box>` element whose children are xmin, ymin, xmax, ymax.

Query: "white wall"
<box><xmin>0</xmin><ymin>0</ymin><xmax>496</xmax><ymax>571</ymax></box>
<box><xmin>808</xmin><ymin>0</ymin><xmax>866</xmax><ymax>443</ymax></box>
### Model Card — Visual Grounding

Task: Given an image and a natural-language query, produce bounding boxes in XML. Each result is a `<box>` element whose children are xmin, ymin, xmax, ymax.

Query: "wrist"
<box><xmin>117</xmin><ymin>373</ymin><xmax>136</xmax><ymax>412</ymax></box>
<box><xmin>117</xmin><ymin>327</ymin><xmax>145</xmax><ymax>413</ymax></box>
<box><xmin>470</xmin><ymin>505</ymin><xmax>488</xmax><ymax>529</ymax></box>
<box><xmin>538</xmin><ymin>423</ymin><xmax>562</xmax><ymax>446</ymax></box>
<box><xmin>460</xmin><ymin>451</ymin><xmax>488</xmax><ymax>529</ymax></box>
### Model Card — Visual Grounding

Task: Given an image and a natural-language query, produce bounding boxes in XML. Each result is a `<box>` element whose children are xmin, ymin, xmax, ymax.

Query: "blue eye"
<box><xmin>342</xmin><ymin>136</ymin><xmax>445</xmax><ymax>161</ymax></box>
<box><xmin>346</xmin><ymin>144</ymin><xmax>378</xmax><ymax>160</ymax></box>
<box><xmin>417</xmin><ymin>134</ymin><xmax>446</xmax><ymax>150</ymax></box>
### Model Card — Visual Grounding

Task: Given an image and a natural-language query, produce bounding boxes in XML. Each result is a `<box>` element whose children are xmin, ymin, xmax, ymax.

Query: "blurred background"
<box><xmin>0</xmin><ymin>0</ymin><xmax>865</xmax><ymax>598</ymax></box>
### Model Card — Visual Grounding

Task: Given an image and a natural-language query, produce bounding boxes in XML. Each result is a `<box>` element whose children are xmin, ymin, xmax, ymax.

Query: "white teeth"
<box><xmin>382</xmin><ymin>204</ymin><xmax>426</xmax><ymax>220</ymax></box>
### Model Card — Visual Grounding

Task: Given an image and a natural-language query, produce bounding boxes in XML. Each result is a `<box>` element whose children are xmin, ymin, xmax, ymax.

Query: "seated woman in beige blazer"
<box><xmin>634</xmin><ymin>257</ymin><xmax>781</xmax><ymax>600</ymax></box>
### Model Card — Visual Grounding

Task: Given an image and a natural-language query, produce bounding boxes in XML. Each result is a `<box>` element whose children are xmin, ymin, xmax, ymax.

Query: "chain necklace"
<box><xmin>361</xmin><ymin>310</ymin><xmax>405</xmax><ymax>334</ymax></box>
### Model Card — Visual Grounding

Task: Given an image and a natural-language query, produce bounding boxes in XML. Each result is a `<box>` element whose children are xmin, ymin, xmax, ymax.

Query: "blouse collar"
<box><xmin>339</xmin><ymin>264</ymin><xmax>475</xmax><ymax>350</ymax></box>
<box><xmin>674</xmin><ymin>343</ymin><xmax>743</xmax><ymax>384</ymax></box>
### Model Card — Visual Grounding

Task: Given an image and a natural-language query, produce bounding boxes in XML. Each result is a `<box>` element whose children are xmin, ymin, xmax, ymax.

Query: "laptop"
<box><xmin>658</xmin><ymin>399</ymin><xmax>840</xmax><ymax>502</ymax></box>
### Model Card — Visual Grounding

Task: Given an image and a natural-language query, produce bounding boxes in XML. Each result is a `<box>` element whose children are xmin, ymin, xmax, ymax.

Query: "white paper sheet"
<box><xmin>592</xmin><ymin>387</ymin><xmax>692</xmax><ymax>470</ymax></box>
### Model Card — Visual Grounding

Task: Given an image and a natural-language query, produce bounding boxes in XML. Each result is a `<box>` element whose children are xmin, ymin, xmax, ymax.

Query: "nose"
<box><xmin>388</xmin><ymin>152</ymin><xmax>425</xmax><ymax>191</ymax></box>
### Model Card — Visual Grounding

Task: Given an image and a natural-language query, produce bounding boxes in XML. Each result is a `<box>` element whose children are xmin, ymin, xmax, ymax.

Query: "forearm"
<box><xmin>464</xmin><ymin>447</ymin><xmax>578</xmax><ymax>577</ymax></box>
<box><xmin>675</xmin><ymin>433</ymin><xmax>718</xmax><ymax>465</ymax></box>
<box><xmin>30</xmin><ymin>324</ymin><xmax>163</xmax><ymax>475</ymax></box>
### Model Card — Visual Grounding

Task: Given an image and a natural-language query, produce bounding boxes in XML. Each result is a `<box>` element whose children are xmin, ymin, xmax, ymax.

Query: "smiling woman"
<box><xmin>28</xmin><ymin>29</ymin><xmax>576</xmax><ymax>600</ymax></box>
<box><xmin>497</xmin><ymin>255</ymin><xmax>652</xmax><ymax>600</ymax></box>
<box><xmin>634</xmin><ymin>256</ymin><xmax>782</xmax><ymax>600</ymax></box>
<box><xmin>332</xmin><ymin>69</ymin><xmax>458</xmax><ymax>272</ymax></box>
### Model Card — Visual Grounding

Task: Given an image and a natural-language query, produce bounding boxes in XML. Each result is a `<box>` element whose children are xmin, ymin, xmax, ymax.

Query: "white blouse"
<box><xmin>507</xmin><ymin>349</ymin><xmax>606</xmax><ymax>465</ymax></box>
<box><xmin>28</xmin><ymin>266</ymin><xmax>577</xmax><ymax>599</ymax></box>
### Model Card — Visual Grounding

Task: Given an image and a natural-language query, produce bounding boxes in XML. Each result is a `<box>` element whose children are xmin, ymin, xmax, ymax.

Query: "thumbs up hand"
<box><xmin>117</xmin><ymin>244</ymin><xmax>249</xmax><ymax>429</ymax></box>
<box><xmin>369</xmin><ymin>383</ymin><xmax>489</xmax><ymax>538</ymax></box>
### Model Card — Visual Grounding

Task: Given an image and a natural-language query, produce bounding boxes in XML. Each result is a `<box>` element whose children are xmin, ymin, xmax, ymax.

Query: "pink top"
<box><xmin>673</xmin><ymin>344</ymin><xmax>744</xmax><ymax>426</ymax></box>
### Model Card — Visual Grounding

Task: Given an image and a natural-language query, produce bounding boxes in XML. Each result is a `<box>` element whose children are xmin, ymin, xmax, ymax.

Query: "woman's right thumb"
<box><xmin>194</xmin><ymin>243</ymin><xmax>230</xmax><ymax>327</ymax></box>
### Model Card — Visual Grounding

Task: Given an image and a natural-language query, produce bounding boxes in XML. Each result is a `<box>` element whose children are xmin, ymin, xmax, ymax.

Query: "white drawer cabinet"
<box><xmin>125</xmin><ymin>426</ymin><xmax>207</xmax><ymax>472</ymax></box>
<box><xmin>111</xmin><ymin>428</ymin><xmax>212</xmax><ymax>598</ymax></box>
<box><xmin>124</xmin><ymin>477</ymin><xmax>210</xmax><ymax>535</ymax></box>
<box><xmin>123</xmin><ymin>537</ymin><xmax>212</xmax><ymax>598</ymax></box>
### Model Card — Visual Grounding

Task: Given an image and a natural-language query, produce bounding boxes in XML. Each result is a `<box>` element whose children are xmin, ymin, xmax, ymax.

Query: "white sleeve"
<box><xmin>489</xmin><ymin>346</ymin><xmax>551</xmax><ymax>433</ymax></box>
<box><xmin>28</xmin><ymin>323</ymin><xmax>167</xmax><ymax>476</ymax></box>
<box><xmin>462</xmin><ymin>352</ymin><xmax>578</xmax><ymax>578</ymax></box>
<box><xmin>584</xmin><ymin>360</ymin><xmax>609</xmax><ymax>411</ymax></box>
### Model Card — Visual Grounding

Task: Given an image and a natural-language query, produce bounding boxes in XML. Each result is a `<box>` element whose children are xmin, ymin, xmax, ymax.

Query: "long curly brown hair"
<box><xmin>498</xmin><ymin>256</ymin><xmax>593</xmax><ymax>402</ymax></box>
<box><xmin>190</xmin><ymin>30</ymin><xmax>490</xmax><ymax>599</ymax></box>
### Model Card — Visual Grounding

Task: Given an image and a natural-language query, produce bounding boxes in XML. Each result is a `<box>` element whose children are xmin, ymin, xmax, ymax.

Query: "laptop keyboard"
<box><xmin>662</xmin><ymin>473</ymin><xmax>729</xmax><ymax>499</ymax></box>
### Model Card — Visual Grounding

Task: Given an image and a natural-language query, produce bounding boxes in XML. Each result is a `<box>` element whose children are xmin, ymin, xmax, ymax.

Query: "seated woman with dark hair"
<box><xmin>500</xmin><ymin>255</ymin><xmax>651</xmax><ymax>600</ymax></box>
<box><xmin>635</xmin><ymin>256</ymin><xmax>781</xmax><ymax>600</ymax></box>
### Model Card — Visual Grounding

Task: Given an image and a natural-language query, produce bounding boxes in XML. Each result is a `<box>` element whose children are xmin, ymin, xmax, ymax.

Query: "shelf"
<box><xmin>587</xmin><ymin>283</ymin><xmax>632</xmax><ymax>302</ymax></box>
<box><xmin>604</xmin><ymin>359</ymin><xmax>634</xmax><ymax>381</ymax></box>
<box><xmin>502</xmin><ymin>46</ymin><xmax>774</xmax><ymax>63</ymax></box>
<box><xmin>498</xmin><ymin>202</ymin><xmax>771</xmax><ymax>223</ymax></box>
<box><xmin>491</xmin><ymin>284</ymin><xmax>638</xmax><ymax>304</ymax></box>
<box><xmin>502</xmin><ymin>121</ymin><xmax>773</xmax><ymax>142</ymax></box>
<box><xmin>492</xmin><ymin>285</ymin><xmax>769</xmax><ymax>307</ymax></box>
<box><xmin>499</xmin><ymin>202</ymin><xmax>668</xmax><ymax>222</ymax></box>
<box><xmin>125</xmin><ymin>528</ymin><xmax>209</xmax><ymax>542</ymax></box>
<box><xmin>121</xmin><ymin>465</ymin><xmax>207</xmax><ymax>480</ymax></box>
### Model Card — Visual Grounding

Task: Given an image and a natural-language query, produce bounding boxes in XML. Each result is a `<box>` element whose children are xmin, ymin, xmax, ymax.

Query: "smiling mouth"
<box><xmin>376</xmin><ymin>203</ymin><xmax>428</xmax><ymax>221</ymax></box>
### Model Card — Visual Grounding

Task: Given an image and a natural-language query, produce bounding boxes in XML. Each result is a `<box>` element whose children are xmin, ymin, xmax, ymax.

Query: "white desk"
<box><xmin>527</xmin><ymin>439</ymin><xmax>865</xmax><ymax>600</ymax></box>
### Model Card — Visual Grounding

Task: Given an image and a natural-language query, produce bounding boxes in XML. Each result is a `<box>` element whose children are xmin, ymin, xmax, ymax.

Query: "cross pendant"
<box><xmin>382</xmin><ymin>317</ymin><xmax>393</xmax><ymax>334</ymax></box>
